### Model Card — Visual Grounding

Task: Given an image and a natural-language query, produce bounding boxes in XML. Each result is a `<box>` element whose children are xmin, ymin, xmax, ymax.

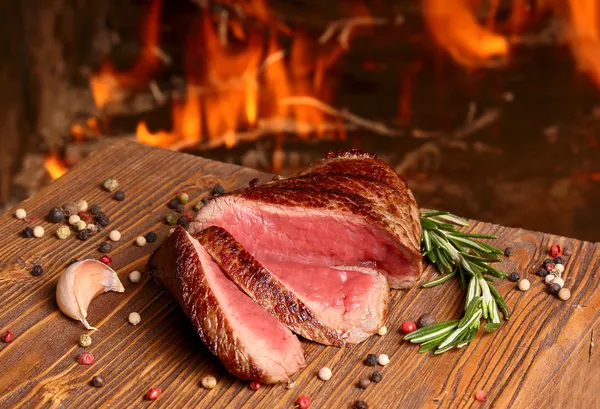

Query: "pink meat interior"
<box><xmin>190</xmin><ymin>236</ymin><xmax>304</xmax><ymax>376</ymax></box>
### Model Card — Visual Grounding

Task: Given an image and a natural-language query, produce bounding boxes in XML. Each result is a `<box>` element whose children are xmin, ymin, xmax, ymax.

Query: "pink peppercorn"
<box><xmin>249</xmin><ymin>381</ymin><xmax>261</xmax><ymax>390</ymax></box>
<box><xmin>401</xmin><ymin>321</ymin><xmax>416</xmax><ymax>334</ymax></box>
<box><xmin>145</xmin><ymin>387</ymin><xmax>161</xmax><ymax>400</ymax></box>
<box><xmin>475</xmin><ymin>389</ymin><xmax>486</xmax><ymax>402</ymax></box>
<box><xmin>99</xmin><ymin>255</ymin><xmax>112</xmax><ymax>266</ymax></box>
<box><xmin>77</xmin><ymin>352</ymin><xmax>94</xmax><ymax>365</ymax></box>
<box><xmin>550</xmin><ymin>244</ymin><xmax>562</xmax><ymax>257</ymax></box>
<box><xmin>296</xmin><ymin>395</ymin><xmax>311</xmax><ymax>409</ymax></box>
<box><xmin>1</xmin><ymin>331</ymin><xmax>14</xmax><ymax>343</ymax></box>
<box><xmin>545</xmin><ymin>263</ymin><xmax>555</xmax><ymax>272</ymax></box>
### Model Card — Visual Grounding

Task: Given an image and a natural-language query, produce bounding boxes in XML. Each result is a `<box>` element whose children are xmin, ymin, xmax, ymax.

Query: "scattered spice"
<box><xmin>33</xmin><ymin>226</ymin><xmax>45</xmax><ymax>238</ymax></box>
<box><xmin>177</xmin><ymin>216</ymin><xmax>189</xmax><ymax>228</ymax></box>
<box><xmin>201</xmin><ymin>375</ymin><xmax>217</xmax><ymax>389</ymax></box>
<box><xmin>15</xmin><ymin>208</ymin><xmax>27</xmax><ymax>220</ymax></box>
<box><xmin>558</xmin><ymin>287</ymin><xmax>571</xmax><ymax>301</ymax></box>
<box><xmin>537</xmin><ymin>268</ymin><xmax>549</xmax><ymax>278</ymax></box>
<box><xmin>509</xmin><ymin>272</ymin><xmax>520</xmax><ymax>282</ymax></box>
<box><xmin>99</xmin><ymin>241</ymin><xmax>112</xmax><ymax>253</ymax></box>
<box><xmin>475</xmin><ymin>389</ymin><xmax>486</xmax><ymax>402</ymax></box>
<box><xmin>213</xmin><ymin>184</ymin><xmax>225</xmax><ymax>196</ymax></box>
<box><xmin>295</xmin><ymin>395</ymin><xmax>311</xmax><ymax>409</ymax></box>
<box><xmin>69</xmin><ymin>215</ymin><xmax>81</xmax><ymax>225</ymax></box>
<box><xmin>145</xmin><ymin>387</ymin><xmax>161</xmax><ymax>400</ymax></box>
<box><xmin>417</xmin><ymin>313</ymin><xmax>436</xmax><ymax>328</ymax></box>
<box><xmin>78</xmin><ymin>352</ymin><xmax>95</xmax><ymax>365</ymax></box>
<box><xmin>56</xmin><ymin>225</ymin><xmax>71</xmax><ymax>240</ymax></box>
<box><xmin>109</xmin><ymin>230</ymin><xmax>121</xmax><ymax>242</ymax></box>
<box><xmin>518</xmin><ymin>279</ymin><xmax>531</xmax><ymax>291</ymax></box>
<box><xmin>549</xmin><ymin>283</ymin><xmax>562</xmax><ymax>295</ymax></box>
<box><xmin>365</xmin><ymin>354</ymin><xmax>378</xmax><ymax>366</ymax></box>
<box><xmin>95</xmin><ymin>213</ymin><xmax>110</xmax><ymax>227</ymax></box>
<box><xmin>371</xmin><ymin>371</ymin><xmax>383</xmax><ymax>383</ymax></box>
<box><xmin>145</xmin><ymin>232</ymin><xmax>158</xmax><ymax>243</ymax></box>
<box><xmin>135</xmin><ymin>236</ymin><xmax>147</xmax><ymax>247</ymax></box>
<box><xmin>353</xmin><ymin>400</ymin><xmax>368</xmax><ymax>409</ymax></box>
<box><xmin>165</xmin><ymin>214</ymin><xmax>178</xmax><ymax>225</ymax></box>
<box><xmin>99</xmin><ymin>255</ymin><xmax>112</xmax><ymax>266</ymax></box>
<box><xmin>77</xmin><ymin>229</ymin><xmax>91</xmax><ymax>241</ymax></box>
<box><xmin>74</xmin><ymin>220</ymin><xmax>87</xmax><ymax>231</ymax></box>
<box><xmin>102</xmin><ymin>178</ymin><xmax>119</xmax><ymax>192</ymax></box>
<box><xmin>129</xmin><ymin>270</ymin><xmax>141</xmax><ymax>283</ymax></box>
<box><xmin>90</xmin><ymin>204</ymin><xmax>102</xmax><ymax>215</ymax></box>
<box><xmin>79</xmin><ymin>334</ymin><xmax>92</xmax><ymax>347</ymax></box>
<box><xmin>318</xmin><ymin>367</ymin><xmax>332</xmax><ymax>381</ymax></box>
<box><xmin>358</xmin><ymin>377</ymin><xmax>370</xmax><ymax>389</ymax></box>
<box><xmin>249</xmin><ymin>381</ymin><xmax>261</xmax><ymax>390</ymax></box>
<box><xmin>92</xmin><ymin>375</ymin><xmax>105</xmax><ymax>388</ymax></box>
<box><xmin>378</xmin><ymin>325</ymin><xmax>387</xmax><ymax>335</ymax></box>
<box><xmin>48</xmin><ymin>207</ymin><xmax>64</xmax><ymax>223</ymax></box>
<box><xmin>377</xmin><ymin>354</ymin><xmax>390</xmax><ymax>366</ymax></box>
<box><xmin>550</xmin><ymin>244</ymin><xmax>563</xmax><ymax>257</ymax></box>
<box><xmin>401</xmin><ymin>321</ymin><xmax>416</xmax><ymax>334</ymax></box>
<box><xmin>31</xmin><ymin>265</ymin><xmax>44</xmax><ymax>277</ymax></box>
<box><xmin>128</xmin><ymin>312</ymin><xmax>141</xmax><ymax>325</ymax></box>
<box><xmin>504</xmin><ymin>247</ymin><xmax>514</xmax><ymax>257</ymax></box>
<box><xmin>554</xmin><ymin>256</ymin><xmax>565</xmax><ymax>265</ymax></box>
<box><xmin>1</xmin><ymin>331</ymin><xmax>14</xmax><ymax>343</ymax></box>
<box><xmin>113</xmin><ymin>190</ymin><xmax>126</xmax><ymax>201</ymax></box>
<box><xmin>177</xmin><ymin>192</ymin><xmax>189</xmax><ymax>204</ymax></box>
<box><xmin>22</xmin><ymin>227</ymin><xmax>34</xmax><ymax>238</ymax></box>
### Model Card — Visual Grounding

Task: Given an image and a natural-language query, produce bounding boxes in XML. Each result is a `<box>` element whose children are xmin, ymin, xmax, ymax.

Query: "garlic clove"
<box><xmin>56</xmin><ymin>259</ymin><xmax>124</xmax><ymax>330</ymax></box>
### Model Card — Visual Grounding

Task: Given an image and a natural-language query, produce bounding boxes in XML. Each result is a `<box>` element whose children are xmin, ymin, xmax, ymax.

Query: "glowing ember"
<box><xmin>44</xmin><ymin>153</ymin><xmax>68</xmax><ymax>180</ymax></box>
<box><xmin>565</xmin><ymin>0</ymin><xmax>600</xmax><ymax>88</ymax></box>
<box><xmin>422</xmin><ymin>0</ymin><xmax>509</xmax><ymax>67</ymax></box>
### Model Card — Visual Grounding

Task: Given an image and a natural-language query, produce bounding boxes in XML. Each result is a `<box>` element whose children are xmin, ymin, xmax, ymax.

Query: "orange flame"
<box><xmin>44</xmin><ymin>153</ymin><xmax>68</xmax><ymax>180</ymax></box>
<box><xmin>565</xmin><ymin>0</ymin><xmax>600</xmax><ymax>88</ymax></box>
<box><xmin>422</xmin><ymin>0</ymin><xmax>509</xmax><ymax>67</ymax></box>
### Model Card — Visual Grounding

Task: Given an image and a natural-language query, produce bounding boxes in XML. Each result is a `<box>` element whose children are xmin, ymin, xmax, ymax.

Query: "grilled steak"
<box><xmin>191</xmin><ymin>149</ymin><xmax>422</xmax><ymax>289</ymax></box>
<box><xmin>198</xmin><ymin>226</ymin><xmax>389</xmax><ymax>345</ymax></box>
<box><xmin>147</xmin><ymin>226</ymin><xmax>305</xmax><ymax>383</ymax></box>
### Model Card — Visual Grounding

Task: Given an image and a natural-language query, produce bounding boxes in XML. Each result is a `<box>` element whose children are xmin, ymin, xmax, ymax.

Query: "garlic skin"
<box><xmin>56</xmin><ymin>259</ymin><xmax>124</xmax><ymax>330</ymax></box>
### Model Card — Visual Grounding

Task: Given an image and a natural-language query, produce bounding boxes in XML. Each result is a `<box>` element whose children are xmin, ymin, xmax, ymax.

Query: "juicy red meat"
<box><xmin>147</xmin><ymin>226</ymin><xmax>305</xmax><ymax>383</ymax></box>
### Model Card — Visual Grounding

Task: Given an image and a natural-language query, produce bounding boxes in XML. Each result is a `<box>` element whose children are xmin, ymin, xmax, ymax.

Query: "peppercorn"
<box><xmin>92</xmin><ymin>375</ymin><xmax>105</xmax><ymax>388</ymax></box>
<box><xmin>175</xmin><ymin>204</ymin><xmax>185</xmax><ymax>213</ymax></box>
<box><xmin>318</xmin><ymin>367</ymin><xmax>332</xmax><ymax>381</ymax></box>
<box><xmin>69</xmin><ymin>214</ymin><xmax>81</xmax><ymax>225</ymax></box>
<box><xmin>249</xmin><ymin>178</ymin><xmax>259</xmax><ymax>187</ymax></box>
<box><xmin>15</xmin><ymin>208</ymin><xmax>27</xmax><ymax>220</ymax></box>
<box><xmin>128</xmin><ymin>312</ymin><xmax>141</xmax><ymax>325</ymax></box>
<box><xmin>371</xmin><ymin>371</ymin><xmax>383</xmax><ymax>383</ymax></box>
<box><xmin>77</xmin><ymin>352</ymin><xmax>94</xmax><ymax>365</ymax></box>
<box><xmin>165</xmin><ymin>213</ymin><xmax>178</xmax><ymax>225</ymax></box>
<box><xmin>365</xmin><ymin>354</ymin><xmax>378</xmax><ymax>366</ymax></box>
<box><xmin>145</xmin><ymin>387</ymin><xmax>161</xmax><ymax>400</ymax></box>
<box><xmin>537</xmin><ymin>268</ymin><xmax>549</xmax><ymax>277</ymax></box>
<box><xmin>475</xmin><ymin>389</ymin><xmax>486</xmax><ymax>402</ymax></box>
<box><xmin>145</xmin><ymin>232</ymin><xmax>158</xmax><ymax>243</ymax></box>
<box><xmin>78</xmin><ymin>212</ymin><xmax>91</xmax><ymax>223</ymax></box>
<box><xmin>1</xmin><ymin>331</ymin><xmax>14</xmax><ymax>343</ymax></box>
<box><xmin>31</xmin><ymin>264</ymin><xmax>44</xmax><ymax>277</ymax></box>
<box><xmin>201</xmin><ymin>376</ymin><xmax>217</xmax><ymax>389</ymax></box>
<box><xmin>33</xmin><ymin>226</ymin><xmax>45</xmax><ymax>238</ymax></box>
<box><xmin>99</xmin><ymin>241</ymin><xmax>112</xmax><ymax>253</ymax></box>
<box><xmin>401</xmin><ymin>321</ymin><xmax>417</xmax><ymax>334</ymax></box>
<box><xmin>129</xmin><ymin>270</ymin><xmax>141</xmax><ymax>283</ymax></box>
<box><xmin>77</xmin><ymin>229</ymin><xmax>91</xmax><ymax>241</ymax></box>
<box><xmin>87</xmin><ymin>224</ymin><xmax>98</xmax><ymax>236</ymax></box>
<box><xmin>550</xmin><ymin>244</ymin><xmax>562</xmax><ymax>257</ymax></box>
<box><xmin>358</xmin><ymin>377</ymin><xmax>370</xmax><ymax>389</ymax></box>
<box><xmin>56</xmin><ymin>225</ymin><xmax>71</xmax><ymax>240</ymax></box>
<box><xmin>553</xmin><ymin>256</ymin><xmax>564</xmax><ymax>265</ymax></box>
<box><xmin>249</xmin><ymin>381</ymin><xmax>261</xmax><ymax>390</ymax></box>
<box><xmin>545</xmin><ymin>263</ymin><xmax>555</xmax><ymax>272</ymax></box>
<box><xmin>168</xmin><ymin>198</ymin><xmax>179</xmax><ymax>209</ymax></box>
<box><xmin>213</xmin><ymin>184</ymin><xmax>225</xmax><ymax>196</ymax></box>
<box><xmin>509</xmin><ymin>272</ymin><xmax>520</xmax><ymax>282</ymax></box>
<box><xmin>202</xmin><ymin>197</ymin><xmax>210</xmax><ymax>205</ymax></box>
<box><xmin>549</xmin><ymin>282</ymin><xmax>561</xmax><ymax>295</ymax></box>
<box><xmin>109</xmin><ymin>230</ymin><xmax>121</xmax><ymax>242</ymax></box>
<box><xmin>417</xmin><ymin>313</ymin><xmax>436</xmax><ymax>328</ymax></box>
<box><xmin>95</xmin><ymin>213</ymin><xmax>109</xmax><ymax>227</ymax></box>
<box><xmin>79</xmin><ymin>334</ymin><xmax>92</xmax><ymax>347</ymax></box>
<box><xmin>504</xmin><ymin>247</ymin><xmax>514</xmax><ymax>257</ymax></box>
<box><xmin>378</xmin><ymin>325</ymin><xmax>387</xmax><ymax>335</ymax></box>
<box><xmin>552</xmin><ymin>277</ymin><xmax>564</xmax><ymax>288</ymax></box>
<box><xmin>296</xmin><ymin>395</ymin><xmax>311</xmax><ymax>409</ymax></box>
<box><xmin>113</xmin><ymin>190</ymin><xmax>125</xmax><ymax>201</ymax></box>
<box><xmin>99</xmin><ymin>255</ymin><xmax>112</xmax><ymax>266</ymax></box>
<box><xmin>518</xmin><ymin>279</ymin><xmax>531</xmax><ymax>291</ymax></box>
<box><xmin>177</xmin><ymin>215</ymin><xmax>189</xmax><ymax>228</ymax></box>
<box><xmin>553</xmin><ymin>264</ymin><xmax>565</xmax><ymax>275</ymax></box>
<box><xmin>377</xmin><ymin>354</ymin><xmax>390</xmax><ymax>366</ymax></box>
<box><xmin>22</xmin><ymin>227</ymin><xmax>34</xmax><ymax>238</ymax></box>
<box><xmin>90</xmin><ymin>204</ymin><xmax>102</xmax><ymax>215</ymax></box>
<box><xmin>177</xmin><ymin>192</ymin><xmax>189</xmax><ymax>204</ymax></box>
<box><xmin>48</xmin><ymin>207</ymin><xmax>64</xmax><ymax>223</ymax></box>
<box><xmin>353</xmin><ymin>400</ymin><xmax>368</xmax><ymax>409</ymax></box>
<box><xmin>558</xmin><ymin>287</ymin><xmax>571</xmax><ymax>301</ymax></box>
<box><xmin>102</xmin><ymin>178</ymin><xmax>119</xmax><ymax>192</ymax></box>
<box><xmin>193</xmin><ymin>201</ymin><xmax>204</xmax><ymax>212</ymax></box>
<box><xmin>545</xmin><ymin>274</ymin><xmax>556</xmax><ymax>285</ymax></box>
<box><xmin>74</xmin><ymin>220</ymin><xmax>87</xmax><ymax>231</ymax></box>
<box><xmin>135</xmin><ymin>236</ymin><xmax>147</xmax><ymax>247</ymax></box>
<box><xmin>542</xmin><ymin>258</ymin><xmax>552</xmax><ymax>265</ymax></box>
<box><xmin>68</xmin><ymin>258</ymin><xmax>79</xmax><ymax>266</ymax></box>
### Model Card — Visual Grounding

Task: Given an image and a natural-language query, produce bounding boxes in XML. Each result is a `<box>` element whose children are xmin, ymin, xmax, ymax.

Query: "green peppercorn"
<box><xmin>56</xmin><ymin>225</ymin><xmax>71</xmax><ymax>240</ymax></box>
<box><xmin>178</xmin><ymin>192</ymin><xmax>189</xmax><ymax>204</ymax></box>
<box><xmin>193</xmin><ymin>201</ymin><xmax>204</xmax><ymax>212</ymax></box>
<box><xmin>113</xmin><ymin>190</ymin><xmax>126</xmax><ymax>201</ymax></box>
<box><xmin>165</xmin><ymin>213</ymin><xmax>178</xmax><ymax>225</ymax></box>
<box><xmin>79</xmin><ymin>334</ymin><xmax>92</xmax><ymax>347</ymax></box>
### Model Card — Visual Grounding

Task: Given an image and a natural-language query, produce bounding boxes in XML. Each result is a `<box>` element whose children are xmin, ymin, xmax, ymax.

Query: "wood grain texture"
<box><xmin>0</xmin><ymin>141</ymin><xmax>598</xmax><ymax>409</ymax></box>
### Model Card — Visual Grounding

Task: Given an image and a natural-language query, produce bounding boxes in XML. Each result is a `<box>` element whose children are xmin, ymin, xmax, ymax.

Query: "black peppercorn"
<box><xmin>68</xmin><ymin>258</ymin><xmax>79</xmax><ymax>266</ymax></box>
<box><xmin>22</xmin><ymin>227</ymin><xmax>34</xmax><ymax>238</ymax></box>
<box><xmin>90</xmin><ymin>204</ymin><xmax>102</xmax><ymax>215</ymax></box>
<box><xmin>354</xmin><ymin>401</ymin><xmax>368</xmax><ymax>409</ymax></box>
<box><xmin>249</xmin><ymin>178</ymin><xmax>259</xmax><ymax>187</ymax></box>
<box><xmin>48</xmin><ymin>207</ymin><xmax>65</xmax><ymax>223</ymax></box>
<box><xmin>77</xmin><ymin>229</ymin><xmax>91</xmax><ymax>241</ymax></box>
<box><xmin>168</xmin><ymin>199</ymin><xmax>179</xmax><ymax>209</ymax></box>
<box><xmin>91</xmin><ymin>375</ymin><xmax>105</xmax><ymax>388</ymax></box>
<box><xmin>504</xmin><ymin>247</ymin><xmax>514</xmax><ymax>257</ymax></box>
<box><xmin>213</xmin><ymin>184</ymin><xmax>225</xmax><ymax>196</ymax></box>
<box><xmin>113</xmin><ymin>190</ymin><xmax>126</xmax><ymax>201</ymax></box>
<box><xmin>537</xmin><ymin>268</ymin><xmax>549</xmax><ymax>277</ymax></box>
<box><xmin>95</xmin><ymin>213</ymin><xmax>110</xmax><ymax>227</ymax></box>
<box><xmin>542</xmin><ymin>259</ymin><xmax>552</xmax><ymax>266</ymax></box>
<box><xmin>99</xmin><ymin>241</ymin><xmax>112</xmax><ymax>253</ymax></box>
<box><xmin>145</xmin><ymin>232</ymin><xmax>158</xmax><ymax>243</ymax></box>
<box><xmin>31</xmin><ymin>264</ymin><xmax>44</xmax><ymax>277</ymax></box>
<box><xmin>365</xmin><ymin>354</ymin><xmax>377</xmax><ymax>366</ymax></box>
<box><xmin>549</xmin><ymin>283</ymin><xmax>561</xmax><ymax>295</ymax></box>
<box><xmin>175</xmin><ymin>204</ymin><xmax>184</xmax><ymax>214</ymax></box>
<box><xmin>417</xmin><ymin>313</ymin><xmax>436</xmax><ymax>328</ymax></box>
<box><xmin>553</xmin><ymin>256</ymin><xmax>564</xmax><ymax>265</ymax></box>
<box><xmin>509</xmin><ymin>272</ymin><xmax>521</xmax><ymax>282</ymax></box>
<box><xmin>177</xmin><ymin>216</ymin><xmax>189</xmax><ymax>228</ymax></box>
<box><xmin>370</xmin><ymin>371</ymin><xmax>383</xmax><ymax>383</ymax></box>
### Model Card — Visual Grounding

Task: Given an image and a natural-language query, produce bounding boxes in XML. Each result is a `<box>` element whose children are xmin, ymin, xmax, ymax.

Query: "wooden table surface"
<box><xmin>0</xmin><ymin>141</ymin><xmax>598</xmax><ymax>409</ymax></box>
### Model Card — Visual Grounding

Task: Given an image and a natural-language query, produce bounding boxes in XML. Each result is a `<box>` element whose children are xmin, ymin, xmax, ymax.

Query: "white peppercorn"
<box><xmin>33</xmin><ymin>226</ymin><xmax>45</xmax><ymax>238</ymax></box>
<box><xmin>103</xmin><ymin>178</ymin><xmax>119</xmax><ymax>192</ymax></box>
<box><xmin>201</xmin><ymin>376</ymin><xmax>217</xmax><ymax>389</ymax></box>
<box><xmin>56</xmin><ymin>225</ymin><xmax>71</xmax><ymax>240</ymax></box>
<box><xmin>68</xmin><ymin>214</ymin><xmax>81</xmax><ymax>225</ymax></box>
<box><xmin>135</xmin><ymin>236</ymin><xmax>147</xmax><ymax>247</ymax></box>
<box><xmin>318</xmin><ymin>367</ymin><xmax>332</xmax><ymax>381</ymax></box>
<box><xmin>553</xmin><ymin>264</ymin><xmax>565</xmax><ymax>275</ymax></box>
<box><xmin>545</xmin><ymin>274</ymin><xmax>556</xmax><ymax>285</ymax></box>
<box><xmin>128</xmin><ymin>312</ymin><xmax>141</xmax><ymax>325</ymax></box>
<box><xmin>377</xmin><ymin>354</ymin><xmax>390</xmax><ymax>366</ymax></box>
<box><xmin>518</xmin><ymin>279</ymin><xmax>530</xmax><ymax>291</ymax></box>
<box><xmin>15</xmin><ymin>209</ymin><xmax>27</xmax><ymax>220</ymax></box>
<box><xmin>378</xmin><ymin>326</ymin><xmax>387</xmax><ymax>336</ymax></box>
<box><xmin>76</xmin><ymin>200</ymin><xmax>88</xmax><ymax>212</ymax></box>
<box><xmin>129</xmin><ymin>270</ymin><xmax>141</xmax><ymax>283</ymax></box>
<box><xmin>74</xmin><ymin>220</ymin><xmax>87</xmax><ymax>231</ymax></box>
<box><xmin>552</xmin><ymin>277</ymin><xmax>564</xmax><ymax>288</ymax></box>
<box><xmin>558</xmin><ymin>287</ymin><xmax>571</xmax><ymax>301</ymax></box>
<box><xmin>109</xmin><ymin>230</ymin><xmax>121</xmax><ymax>242</ymax></box>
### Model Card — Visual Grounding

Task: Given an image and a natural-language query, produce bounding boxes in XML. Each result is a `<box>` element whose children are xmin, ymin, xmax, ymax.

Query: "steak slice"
<box><xmin>191</xmin><ymin>150</ymin><xmax>422</xmax><ymax>289</ymax></box>
<box><xmin>198</xmin><ymin>226</ymin><xmax>388</xmax><ymax>345</ymax></box>
<box><xmin>147</xmin><ymin>226</ymin><xmax>305</xmax><ymax>383</ymax></box>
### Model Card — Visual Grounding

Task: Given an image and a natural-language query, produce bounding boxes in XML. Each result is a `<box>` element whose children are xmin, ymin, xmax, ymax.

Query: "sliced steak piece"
<box><xmin>198</xmin><ymin>226</ymin><xmax>389</xmax><ymax>345</ymax></box>
<box><xmin>191</xmin><ymin>150</ymin><xmax>422</xmax><ymax>289</ymax></box>
<box><xmin>147</xmin><ymin>226</ymin><xmax>305</xmax><ymax>383</ymax></box>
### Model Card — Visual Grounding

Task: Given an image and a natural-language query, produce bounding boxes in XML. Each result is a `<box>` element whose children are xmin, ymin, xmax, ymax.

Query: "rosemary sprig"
<box><xmin>409</xmin><ymin>210</ymin><xmax>510</xmax><ymax>354</ymax></box>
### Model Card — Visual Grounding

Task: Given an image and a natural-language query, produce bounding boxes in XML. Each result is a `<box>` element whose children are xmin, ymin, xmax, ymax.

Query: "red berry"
<box><xmin>145</xmin><ymin>387</ymin><xmax>161</xmax><ymax>400</ymax></box>
<box><xmin>401</xmin><ymin>321</ymin><xmax>416</xmax><ymax>334</ymax></box>
<box><xmin>249</xmin><ymin>381</ymin><xmax>261</xmax><ymax>390</ymax></box>
<box><xmin>296</xmin><ymin>395</ymin><xmax>311</xmax><ymax>409</ymax></box>
<box><xmin>550</xmin><ymin>244</ymin><xmax>562</xmax><ymax>257</ymax></box>
<box><xmin>99</xmin><ymin>255</ymin><xmax>112</xmax><ymax>266</ymax></box>
<box><xmin>77</xmin><ymin>352</ymin><xmax>94</xmax><ymax>365</ymax></box>
<box><xmin>475</xmin><ymin>389</ymin><xmax>486</xmax><ymax>402</ymax></box>
<box><xmin>1</xmin><ymin>331</ymin><xmax>14</xmax><ymax>343</ymax></box>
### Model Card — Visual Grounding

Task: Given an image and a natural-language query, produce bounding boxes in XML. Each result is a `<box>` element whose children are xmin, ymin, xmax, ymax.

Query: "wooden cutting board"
<box><xmin>0</xmin><ymin>141</ymin><xmax>598</xmax><ymax>409</ymax></box>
